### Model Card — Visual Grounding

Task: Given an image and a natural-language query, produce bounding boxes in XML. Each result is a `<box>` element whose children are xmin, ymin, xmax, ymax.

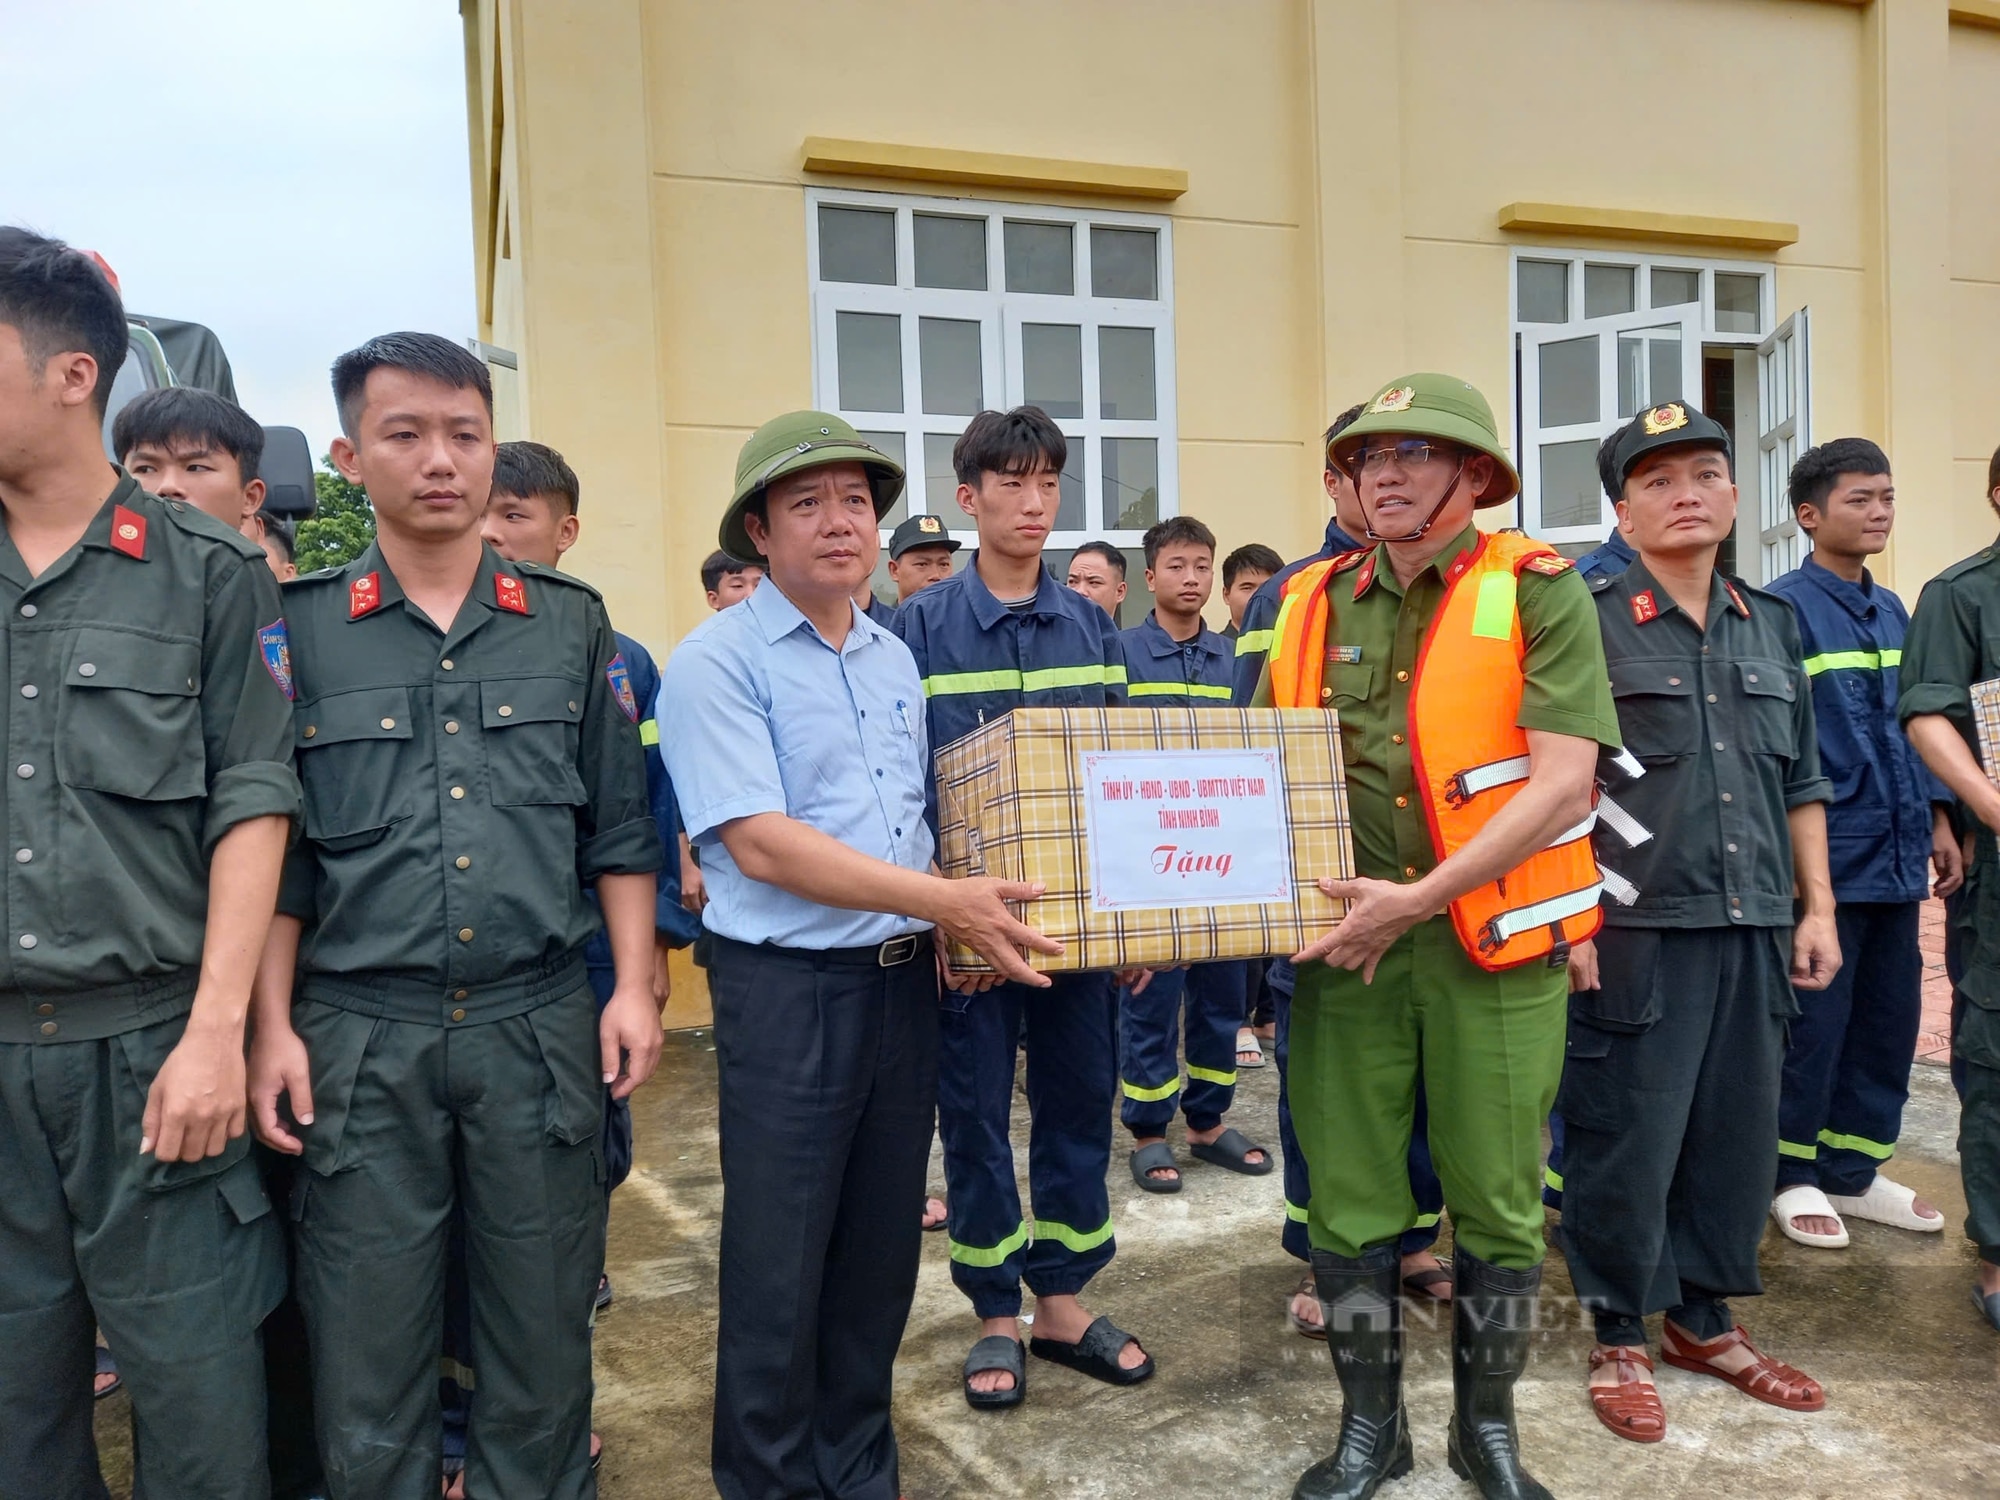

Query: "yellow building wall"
<box><xmin>467</xmin><ymin>0</ymin><xmax>2000</xmax><ymax>650</ymax></box>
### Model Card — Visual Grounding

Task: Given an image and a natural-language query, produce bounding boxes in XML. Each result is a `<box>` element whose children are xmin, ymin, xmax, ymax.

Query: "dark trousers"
<box><xmin>291</xmin><ymin>994</ymin><xmax>605</xmax><ymax>1500</ymax></box>
<box><xmin>1119</xmin><ymin>961</ymin><xmax>1247</xmax><ymax>1134</ymax></box>
<box><xmin>1776</xmin><ymin>901</ymin><xmax>1922</xmax><ymax>1194</ymax></box>
<box><xmin>938</xmin><ymin>972</ymin><xmax>1116</xmax><ymax>1318</ymax></box>
<box><xmin>1558</xmin><ymin>925</ymin><xmax>1790</xmax><ymax>1345</ymax></box>
<box><xmin>0</xmin><ymin>1015</ymin><xmax>284</xmax><ymax>1500</ymax></box>
<box><xmin>1271</xmin><ymin>961</ymin><xmax>1442</xmax><ymax>1263</ymax></box>
<box><xmin>709</xmin><ymin>938</ymin><xmax>938</xmax><ymax>1500</ymax></box>
<box><xmin>257</xmin><ymin>1149</ymin><xmax>324</xmax><ymax>1500</ymax></box>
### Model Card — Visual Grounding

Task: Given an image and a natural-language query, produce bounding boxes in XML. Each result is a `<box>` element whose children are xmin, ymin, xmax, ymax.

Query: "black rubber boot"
<box><xmin>1292</xmin><ymin>1243</ymin><xmax>1412</xmax><ymax>1500</ymax></box>
<box><xmin>1446</xmin><ymin>1249</ymin><xmax>1553</xmax><ymax>1500</ymax></box>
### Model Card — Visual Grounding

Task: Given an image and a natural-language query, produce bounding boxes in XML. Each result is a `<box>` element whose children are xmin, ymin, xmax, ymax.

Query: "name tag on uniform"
<box><xmin>1328</xmin><ymin>646</ymin><xmax>1363</xmax><ymax>664</ymax></box>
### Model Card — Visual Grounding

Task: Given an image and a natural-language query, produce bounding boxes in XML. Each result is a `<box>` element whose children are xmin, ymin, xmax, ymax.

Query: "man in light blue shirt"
<box><xmin>661</xmin><ymin>411</ymin><xmax>1053</xmax><ymax>1500</ymax></box>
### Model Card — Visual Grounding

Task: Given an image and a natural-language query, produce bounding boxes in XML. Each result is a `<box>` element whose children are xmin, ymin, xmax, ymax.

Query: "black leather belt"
<box><xmin>715</xmin><ymin>933</ymin><xmax>927</xmax><ymax>970</ymax></box>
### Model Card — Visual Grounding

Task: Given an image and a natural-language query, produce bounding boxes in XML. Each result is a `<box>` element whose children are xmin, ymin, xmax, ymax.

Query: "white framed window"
<box><xmin>1511</xmin><ymin>249</ymin><xmax>1776</xmax><ymax>550</ymax></box>
<box><xmin>1756</xmin><ymin>310</ymin><xmax>1811</xmax><ymax>580</ymax></box>
<box><xmin>807</xmin><ymin>188</ymin><xmax>1178</xmax><ymax>551</ymax></box>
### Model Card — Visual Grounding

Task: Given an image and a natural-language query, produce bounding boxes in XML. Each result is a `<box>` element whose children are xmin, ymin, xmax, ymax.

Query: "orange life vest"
<box><xmin>1269</xmin><ymin>531</ymin><xmax>1603</xmax><ymax>971</ymax></box>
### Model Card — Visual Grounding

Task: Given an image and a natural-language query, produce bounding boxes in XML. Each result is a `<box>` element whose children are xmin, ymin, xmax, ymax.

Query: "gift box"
<box><xmin>933</xmin><ymin>706</ymin><xmax>1354</xmax><ymax>973</ymax></box>
<box><xmin>1975</xmin><ymin>678</ymin><xmax>2000</xmax><ymax>776</ymax></box>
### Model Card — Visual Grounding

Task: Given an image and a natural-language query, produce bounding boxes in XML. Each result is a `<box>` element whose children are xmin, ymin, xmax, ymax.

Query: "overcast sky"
<box><xmin>1</xmin><ymin>1</ymin><xmax>475</xmax><ymax>459</ymax></box>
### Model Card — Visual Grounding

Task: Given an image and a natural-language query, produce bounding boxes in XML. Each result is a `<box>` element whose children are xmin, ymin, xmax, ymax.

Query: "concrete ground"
<box><xmin>92</xmin><ymin>1028</ymin><xmax>1999</xmax><ymax>1498</ymax></box>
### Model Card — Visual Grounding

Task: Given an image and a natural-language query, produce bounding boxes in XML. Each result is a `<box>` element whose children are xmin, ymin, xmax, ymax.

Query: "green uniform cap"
<box><xmin>1329</xmin><ymin>373</ymin><xmax>1520</xmax><ymax>507</ymax></box>
<box><xmin>722</xmin><ymin>411</ymin><xmax>906</xmax><ymax>561</ymax></box>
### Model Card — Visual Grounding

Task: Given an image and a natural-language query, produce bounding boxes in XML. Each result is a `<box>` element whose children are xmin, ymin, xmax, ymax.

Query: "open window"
<box><xmin>1755</xmin><ymin>310</ymin><xmax>1811</xmax><ymax>580</ymax></box>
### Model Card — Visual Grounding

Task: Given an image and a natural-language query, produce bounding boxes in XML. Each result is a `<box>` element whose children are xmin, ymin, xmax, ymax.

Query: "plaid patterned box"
<box><xmin>1972</xmin><ymin>678</ymin><xmax>2000</xmax><ymax>778</ymax></box>
<box><xmin>933</xmin><ymin>707</ymin><xmax>1354</xmax><ymax>973</ymax></box>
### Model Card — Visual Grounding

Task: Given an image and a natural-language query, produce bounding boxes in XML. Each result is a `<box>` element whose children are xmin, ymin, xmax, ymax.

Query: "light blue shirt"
<box><xmin>660</xmin><ymin>580</ymin><xmax>934</xmax><ymax>948</ymax></box>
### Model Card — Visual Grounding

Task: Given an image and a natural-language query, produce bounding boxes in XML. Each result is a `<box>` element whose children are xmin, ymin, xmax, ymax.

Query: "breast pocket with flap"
<box><xmin>1608</xmin><ymin>659</ymin><xmax>1699</xmax><ymax>762</ymax></box>
<box><xmin>55</xmin><ymin>627</ymin><xmax>205</xmax><ymax>799</ymax></box>
<box><xmin>294</xmin><ymin>687</ymin><xmax>414</xmax><ymax>846</ymax></box>
<box><xmin>481</xmin><ymin>676</ymin><xmax>588</xmax><ymax>807</ymax></box>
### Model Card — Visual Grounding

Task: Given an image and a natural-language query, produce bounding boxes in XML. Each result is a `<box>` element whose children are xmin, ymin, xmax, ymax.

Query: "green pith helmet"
<box><xmin>1329</xmin><ymin>373</ymin><xmax>1521</xmax><ymax>507</ymax></box>
<box><xmin>721</xmin><ymin>411</ymin><xmax>906</xmax><ymax>560</ymax></box>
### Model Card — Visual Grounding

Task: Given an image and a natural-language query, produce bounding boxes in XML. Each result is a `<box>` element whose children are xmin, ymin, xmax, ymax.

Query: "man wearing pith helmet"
<box><xmin>1255</xmin><ymin>374</ymin><xmax>1621</xmax><ymax>1500</ymax></box>
<box><xmin>660</xmin><ymin>411</ymin><xmax>1058</xmax><ymax>1499</ymax></box>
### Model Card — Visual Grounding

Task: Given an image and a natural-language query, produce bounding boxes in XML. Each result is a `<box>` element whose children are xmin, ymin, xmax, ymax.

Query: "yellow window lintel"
<box><xmin>802</xmin><ymin>136</ymin><xmax>1187</xmax><ymax>202</ymax></box>
<box><xmin>1952</xmin><ymin>1</ymin><xmax>2000</xmax><ymax>30</ymax></box>
<box><xmin>1498</xmin><ymin>202</ymin><xmax>1798</xmax><ymax>252</ymax></box>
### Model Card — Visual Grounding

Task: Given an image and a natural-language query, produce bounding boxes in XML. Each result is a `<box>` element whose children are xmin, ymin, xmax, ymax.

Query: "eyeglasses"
<box><xmin>1350</xmin><ymin>438</ymin><xmax>1454</xmax><ymax>474</ymax></box>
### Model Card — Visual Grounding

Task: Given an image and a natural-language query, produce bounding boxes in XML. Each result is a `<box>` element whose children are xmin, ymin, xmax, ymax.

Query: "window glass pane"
<box><xmin>1615</xmin><ymin>328</ymin><xmax>1682</xmax><ymax>416</ymax></box>
<box><xmin>1059</xmin><ymin>442</ymin><xmax>1085</xmax><ymax>532</ymax></box>
<box><xmin>836</xmin><ymin>311</ymin><xmax>903</xmax><ymax>412</ymax></box>
<box><xmin>1538</xmin><ymin>335</ymin><xmax>1598</xmax><ymax>427</ymax></box>
<box><xmin>1091</xmin><ymin>227</ymin><xmax>1158</xmax><ymax>300</ymax></box>
<box><xmin>918</xmin><ymin>317</ymin><xmax>983</xmax><ymax>415</ymax></box>
<box><xmin>1539</xmin><ymin>440</ymin><xmax>1602</xmax><ymax>529</ymax></box>
<box><xmin>923</xmin><ymin>433</ymin><xmax>961</xmax><ymax>517</ymax></box>
<box><xmin>914</xmin><ymin>213</ymin><xmax>987</xmax><ymax>291</ymax></box>
<box><xmin>1005</xmin><ymin>220</ymin><xmax>1074</xmax><ymax>295</ymax></box>
<box><xmin>818</xmin><ymin>206</ymin><xmax>895</xmax><ymax>285</ymax></box>
<box><xmin>1517</xmin><ymin>259</ymin><xmax>1568</xmax><ymax>323</ymax></box>
<box><xmin>1098</xmin><ymin>327</ymin><xmax>1157</xmax><ymax>420</ymax></box>
<box><xmin>1584</xmin><ymin>263</ymin><xmax>1636</xmax><ymax>318</ymax></box>
<box><xmin>1715</xmin><ymin>273</ymin><xmax>1761</xmax><ymax>334</ymax></box>
<box><xmin>1021</xmin><ymin>324</ymin><xmax>1083</xmax><ymax>418</ymax></box>
<box><xmin>1103</xmin><ymin>437</ymin><xmax>1159</xmax><ymax>529</ymax></box>
<box><xmin>857</xmin><ymin>431</ymin><xmax>908</xmax><ymax>525</ymax></box>
<box><xmin>1651</xmin><ymin>267</ymin><xmax>1699</xmax><ymax>307</ymax></box>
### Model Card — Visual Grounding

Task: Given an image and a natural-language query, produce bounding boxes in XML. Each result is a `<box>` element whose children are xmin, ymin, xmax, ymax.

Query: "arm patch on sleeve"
<box><xmin>606</xmin><ymin>653</ymin><xmax>639</xmax><ymax>721</ymax></box>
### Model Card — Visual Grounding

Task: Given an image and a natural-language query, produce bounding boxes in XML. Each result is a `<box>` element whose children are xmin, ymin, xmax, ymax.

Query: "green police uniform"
<box><xmin>1258</xmin><ymin>521</ymin><xmax>1619</xmax><ymax>1267</ymax></box>
<box><xmin>279</xmin><ymin>542</ymin><xmax>660</xmax><ymax>1499</ymax></box>
<box><xmin>0</xmin><ymin>472</ymin><xmax>300</xmax><ymax>1499</ymax></box>
<box><xmin>1897</xmin><ymin>542</ymin><xmax>2000</xmax><ymax>1276</ymax></box>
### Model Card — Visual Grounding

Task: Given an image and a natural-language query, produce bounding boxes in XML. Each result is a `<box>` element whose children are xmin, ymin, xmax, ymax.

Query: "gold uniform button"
<box><xmin>454</xmin><ymin>989</ymin><xmax>469</xmax><ymax>1001</ymax></box>
<box><xmin>450</xmin><ymin>1008</ymin><xmax>467</xmax><ymax>1022</ymax></box>
<box><xmin>450</xmin><ymin>786</ymin><xmax>465</xmax><ymax>800</ymax></box>
<box><xmin>1391</xmin><ymin>733</ymin><xmax>1405</xmax><ymax>745</ymax></box>
<box><xmin>1396</xmin><ymin>670</ymin><xmax>1410</xmax><ymax>683</ymax></box>
<box><xmin>35</xmin><ymin>1002</ymin><xmax>53</xmax><ymax>1016</ymax></box>
<box><xmin>444</xmin><ymin>720</ymin><xmax>459</xmax><ymax>734</ymax></box>
<box><xmin>497</xmin><ymin>705</ymin><xmax>513</xmax><ymax>718</ymax></box>
<box><xmin>455</xmin><ymin>856</ymin><xmax>470</xmax><ymax>870</ymax></box>
<box><xmin>380</xmin><ymin>717</ymin><xmax>396</xmax><ymax>730</ymax></box>
<box><xmin>39</xmin><ymin>1021</ymin><xmax>56</xmax><ymax>1036</ymax></box>
<box><xmin>1319</xmin><ymin>688</ymin><xmax>1332</xmax><ymax>703</ymax></box>
<box><xmin>1404</xmin><ymin>866</ymin><xmax>1418</xmax><ymax>878</ymax></box>
<box><xmin>1395</xmin><ymin>795</ymin><xmax>1409</xmax><ymax>808</ymax></box>
<box><xmin>441</xmin><ymin>659</ymin><xmax>455</xmax><ymax>671</ymax></box>
<box><xmin>458</xmin><ymin>927</ymin><xmax>474</xmax><ymax>942</ymax></box>
<box><xmin>303</xmin><ymin>726</ymin><xmax>317</xmax><ymax>739</ymax></box>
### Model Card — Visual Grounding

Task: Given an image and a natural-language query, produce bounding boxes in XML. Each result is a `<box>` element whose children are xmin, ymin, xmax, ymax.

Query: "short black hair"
<box><xmin>1071</xmin><ymin>539</ymin><xmax>1126</xmax><ymax>579</ymax></box>
<box><xmin>702</xmin><ymin>549</ymin><xmax>758</xmax><ymax>593</ymax></box>
<box><xmin>0</xmin><ymin>226</ymin><xmax>128</xmax><ymax>419</ymax></box>
<box><xmin>112</xmin><ymin>386</ymin><xmax>264</xmax><ymax>484</ymax></box>
<box><xmin>257</xmin><ymin>512</ymin><xmax>295</xmax><ymax>564</ymax></box>
<box><xmin>1322</xmin><ymin>403</ymin><xmax>1367</xmax><ymax>467</ymax></box>
<box><xmin>953</xmin><ymin>406</ymin><xmax>1067</xmax><ymax>486</ymax></box>
<box><xmin>1788</xmin><ymin>437</ymin><xmax>1890</xmax><ymax>515</ymax></box>
<box><xmin>330</xmin><ymin>332</ymin><xmax>491</xmax><ymax>439</ymax></box>
<box><xmin>493</xmin><ymin>439</ymin><xmax>579</xmax><ymax>514</ymax></box>
<box><xmin>1142</xmin><ymin>515</ymin><xmax>1216</xmax><ymax>569</ymax></box>
<box><xmin>1223</xmin><ymin>542</ymin><xmax>1285</xmax><ymax>588</ymax></box>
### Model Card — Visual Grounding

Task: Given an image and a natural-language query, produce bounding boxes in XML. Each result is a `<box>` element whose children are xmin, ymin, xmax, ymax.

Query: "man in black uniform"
<box><xmin>1560</xmin><ymin>403</ymin><xmax>1839</xmax><ymax>1444</ymax></box>
<box><xmin>247</xmin><ymin>333</ymin><xmax>662</xmax><ymax>1498</ymax></box>
<box><xmin>0</xmin><ymin>227</ymin><xmax>300</xmax><ymax>1498</ymax></box>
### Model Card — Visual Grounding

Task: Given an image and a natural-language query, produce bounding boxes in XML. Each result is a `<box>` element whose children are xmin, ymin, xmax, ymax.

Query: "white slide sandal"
<box><xmin>1772</xmin><ymin>1184</ymin><xmax>1849</xmax><ymax>1248</ymax></box>
<box><xmin>1827</xmin><ymin>1175</ymin><xmax>1945</xmax><ymax>1232</ymax></box>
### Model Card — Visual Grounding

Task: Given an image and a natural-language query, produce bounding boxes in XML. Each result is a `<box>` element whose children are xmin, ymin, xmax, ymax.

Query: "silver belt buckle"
<box><xmin>878</xmin><ymin>934</ymin><xmax>921</xmax><ymax>967</ymax></box>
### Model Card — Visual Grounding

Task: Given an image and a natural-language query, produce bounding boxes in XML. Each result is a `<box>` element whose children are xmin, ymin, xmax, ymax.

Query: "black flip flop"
<box><xmin>1028</xmin><ymin>1315</ymin><xmax>1154</xmax><ymax>1387</ymax></box>
<box><xmin>963</xmin><ymin>1335</ymin><xmax>1026</xmax><ymax>1410</ymax></box>
<box><xmin>93</xmin><ymin>1345</ymin><xmax>121</xmax><ymax>1401</ymax></box>
<box><xmin>922</xmin><ymin>1196</ymin><xmax>949</xmax><ymax>1233</ymax></box>
<box><xmin>1188</xmin><ymin>1126</ymin><xmax>1273</xmax><ymax>1177</ymax></box>
<box><xmin>1129</xmin><ymin>1141</ymin><xmax>1181</xmax><ymax>1194</ymax></box>
<box><xmin>1401</xmin><ymin>1258</ymin><xmax>1453</xmax><ymax>1303</ymax></box>
<box><xmin>1975</xmin><ymin>1283</ymin><xmax>2000</xmax><ymax>1333</ymax></box>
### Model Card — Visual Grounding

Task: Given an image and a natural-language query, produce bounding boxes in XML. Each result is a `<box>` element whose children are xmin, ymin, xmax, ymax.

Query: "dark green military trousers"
<box><xmin>290</xmin><ymin>989</ymin><xmax>605</xmax><ymax>1500</ymax></box>
<box><xmin>0</xmin><ymin>1006</ymin><xmax>284</xmax><ymax>1500</ymax></box>
<box><xmin>1957</xmin><ymin>1000</ymin><xmax>2000</xmax><ymax>1264</ymax></box>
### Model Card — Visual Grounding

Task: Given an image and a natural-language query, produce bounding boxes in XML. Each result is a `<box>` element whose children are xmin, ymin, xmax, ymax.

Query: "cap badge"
<box><xmin>1371</xmin><ymin>385</ymin><xmax>1416</xmax><ymax>414</ymax></box>
<box><xmin>917</xmin><ymin>515</ymin><xmax>942</xmax><ymax>534</ymax></box>
<box><xmin>1641</xmin><ymin>403</ymin><xmax>1689</xmax><ymax>436</ymax></box>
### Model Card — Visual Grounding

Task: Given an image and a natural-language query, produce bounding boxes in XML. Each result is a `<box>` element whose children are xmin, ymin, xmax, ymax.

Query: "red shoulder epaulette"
<box><xmin>1330</xmin><ymin>548</ymin><xmax>1371</xmax><ymax>573</ymax></box>
<box><xmin>494</xmin><ymin>573</ymin><xmax>529</xmax><ymax>614</ymax></box>
<box><xmin>109</xmin><ymin>504</ymin><xmax>147</xmax><ymax>559</ymax></box>
<box><xmin>349</xmin><ymin>571</ymin><xmax>382</xmax><ymax>619</ymax></box>
<box><xmin>1519</xmin><ymin>553</ymin><xmax>1573</xmax><ymax>578</ymax></box>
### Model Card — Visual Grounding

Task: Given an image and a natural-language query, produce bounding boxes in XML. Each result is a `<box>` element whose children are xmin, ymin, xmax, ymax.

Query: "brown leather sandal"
<box><xmin>1287</xmin><ymin>1271</ymin><xmax>1327</xmax><ymax>1341</ymax></box>
<box><xmin>1587</xmin><ymin>1344</ymin><xmax>1665</xmax><ymax>1443</ymax></box>
<box><xmin>1659</xmin><ymin>1323</ymin><xmax>1825</xmax><ymax>1411</ymax></box>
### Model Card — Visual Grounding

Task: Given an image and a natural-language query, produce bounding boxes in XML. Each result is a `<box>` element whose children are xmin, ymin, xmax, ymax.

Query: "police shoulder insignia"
<box><xmin>1370</xmin><ymin>385</ymin><xmax>1416</xmax><ymax>414</ymax></box>
<box><xmin>1630</xmin><ymin>590</ymin><xmax>1659</xmax><ymax>624</ymax></box>
<box><xmin>1352</xmin><ymin>553</ymin><xmax>1378</xmax><ymax>598</ymax></box>
<box><xmin>1641</xmin><ymin>403</ymin><xmax>1689</xmax><ymax>437</ymax></box>
<box><xmin>1330</xmin><ymin>548</ymin><xmax>1370</xmax><ymax>573</ymax></box>
<box><xmin>258</xmin><ymin>619</ymin><xmax>294</xmax><ymax>701</ymax></box>
<box><xmin>917</xmin><ymin>514</ymin><xmax>942</xmax><ymax>534</ymax></box>
<box><xmin>110</xmin><ymin>504</ymin><xmax>147</xmax><ymax>559</ymax></box>
<box><xmin>1521</xmin><ymin>554</ymin><xmax>1573</xmax><ymax>577</ymax></box>
<box><xmin>348</xmin><ymin>571</ymin><xmax>382</xmax><ymax>619</ymax></box>
<box><xmin>605</xmin><ymin>652</ymin><xmax>639</xmax><ymax>721</ymax></box>
<box><xmin>494</xmin><ymin>574</ymin><xmax>529</xmax><ymax>614</ymax></box>
<box><xmin>1723</xmin><ymin>580</ymin><xmax>1751</xmax><ymax>618</ymax></box>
